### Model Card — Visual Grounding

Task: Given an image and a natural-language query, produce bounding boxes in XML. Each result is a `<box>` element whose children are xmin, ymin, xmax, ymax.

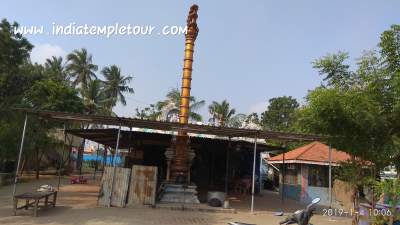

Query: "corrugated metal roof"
<box><xmin>66</xmin><ymin>128</ymin><xmax>275</xmax><ymax>150</ymax></box>
<box><xmin>15</xmin><ymin>108</ymin><xmax>323</xmax><ymax>142</ymax></box>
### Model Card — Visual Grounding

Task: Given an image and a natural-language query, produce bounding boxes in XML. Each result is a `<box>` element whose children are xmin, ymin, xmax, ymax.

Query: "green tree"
<box><xmin>208</xmin><ymin>100</ymin><xmax>236</xmax><ymax>127</ymax></box>
<box><xmin>226</xmin><ymin>113</ymin><xmax>261</xmax><ymax>129</ymax></box>
<box><xmin>0</xmin><ymin>116</ymin><xmax>24</xmax><ymax>162</ymax></box>
<box><xmin>0</xmin><ymin>19</ymin><xmax>35</xmax><ymax>166</ymax></box>
<box><xmin>367</xmin><ymin>178</ymin><xmax>400</xmax><ymax>225</ymax></box>
<box><xmin>312</xmin><ymin>51</ymin><xmax>355</xmax><ymax>89</ymax></box>
<box><xmin>298</xmin><ymin>25</ymin><xmax>400</xmax><ymax>223</ymax></box>
<box><xmin>22</xmin><ymin>78</ymin><xmax>84</xmax><ymax>178</ymax></box>
<box><xmin>378</xmin><ymin>25</ymin><xmax>400</xmax><ymax>174</ymax></box>
<box><xmin>156</xmin><ymin>88</ymin><xmax>205</xmax><ymax>122</ymax></box>
<box><xmin>379</xmin><ymin>25</ymin><xmax>400</xmax><ymax>74</ymax></box>
<box><xmin>44</xmin><ymin>56</ymin><xmax>68</xmax><ymax>82</ymax></box>
<box><xmin>260</xmin><ymin>96</ymin><xmax>299</xmax><ymax>132</ymax></box>
<box><xmin>135</xmin><ymin>104</ymin><xmax>161</xmax><ymax>120</ymax></box>
<box><xmin>101</xmin><ymin>65</ymin><xmax>134</xmax><ymax>114</ymax></box>
<box><xmin>82</xmin><ymin>79</ymin><xmax>108</xmax><ymax>115</ymax></box>
<box><xmin>377</xmin><ymin>179</ymin><xmax>400</xmax><ymax>225</ymax></box>
<box><xmin>66</xmin><ymin>48</ymin><xmax>98</xmax><ymax>92</ymax></box>
<box><xmin>0</xmin><ymin>19</ymin><xmax>33</xmax><ymax>109</ymax></box>
<box><xmin>26</xmin><ymin>79</ymin><xmax>84</xmax><ymax>112</ymax></box>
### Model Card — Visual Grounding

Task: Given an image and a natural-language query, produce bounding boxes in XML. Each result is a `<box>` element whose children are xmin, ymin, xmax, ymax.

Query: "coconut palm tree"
<box><xmin>44</xmin><ymin>56</ymin><xmax>68</xmax><ymax>82</ymax></box>
<box><xmin>156</xmin><ymin>88</ymin><xmax>205</xmax><ymax>122</ymax></box>
<box><xmin>82</xmin><ymin>79</ymin><xmax>108</xmax><ymax>115</ymax></box>
<box><xmin>66</xmin><ymin>48</ymin><xmax>98</xmax><ymax>92</ymax></box>
<box><xmin>65</xmin><ymin>48</ymin><xmax>99</xmax><ymax>174</ymax></box>
<box><xmin>77</xmin><ymin>79</ymin><xmax>109</xmax><ymax>173</ymax></box>
<box><xmin>101</xmin><ymin>65</ymin><xmax>134</xmax><ymax>114</ymax></box>
<box><xmin>208</xmin><ymin>100</ymin><xmax>236</xmax><ymax>127</ymax></box>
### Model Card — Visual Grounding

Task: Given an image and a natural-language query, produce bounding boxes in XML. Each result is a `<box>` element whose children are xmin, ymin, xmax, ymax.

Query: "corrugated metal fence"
<box><xmin>98</xmin><ymin>165</ymin><xmax>157</xmax><ymax>207</ymax></box>
<box><xmin>128</xmin><ymin>165</ymin><xmax>158</xmax><ymax>206</ymax></box>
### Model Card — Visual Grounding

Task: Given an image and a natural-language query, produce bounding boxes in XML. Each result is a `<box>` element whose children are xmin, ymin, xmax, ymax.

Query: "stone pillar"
<box><xmin>187</xmin><ymin>148</ymin><xmax>196</xmax><ymax>184</ymax></box>
<box><xmin>164</xmin><ymin>147</ymin><xmax>175</xmax><ymax>182</ymax></box>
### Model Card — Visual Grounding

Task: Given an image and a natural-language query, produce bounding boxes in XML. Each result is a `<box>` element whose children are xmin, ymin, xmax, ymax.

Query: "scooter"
<box><xmin>228</xmin><ymin>197</ymin><xmax>321</xmax><ymax>225</ymax></box>
<box><xmin>278</xmin><ymin>198</ymin><xmax>320</xmax><ymax>225</ymax></box>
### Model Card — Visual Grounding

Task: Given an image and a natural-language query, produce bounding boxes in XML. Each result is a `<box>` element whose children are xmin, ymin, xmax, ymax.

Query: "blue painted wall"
<box><xmin>280</xmin><ymin>184</ymin><xmax>301</xmax><ymax>201</ymax></box>
<box><xmin>82</xmin><ymin>154</ymin><xmax>122</xmax><ymax>164</ymax></box>
<box><xmin>71</xmin><ymin>153</ymin><xmax>123</xmax><ymax>165</ymax></box>
<box><xmin>302</xmin><ymin>186</ymin><xmax>332</xmax><ymax>206</ymax></box>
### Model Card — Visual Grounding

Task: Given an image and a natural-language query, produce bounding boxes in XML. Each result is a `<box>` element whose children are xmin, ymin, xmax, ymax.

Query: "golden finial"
<box><xmin>186</xmin><ymin>4</ymin><xmax>199</xmax><ymax>40</ymax></box>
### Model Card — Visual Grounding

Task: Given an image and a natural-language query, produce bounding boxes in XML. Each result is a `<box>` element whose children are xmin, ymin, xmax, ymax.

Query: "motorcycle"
<box><xmin>228</xmin><ymin>197</ymin><xmax>321</xmax><ymax>225</ymax></box>
<box><xmin>278</xmin><ymin>198</ymin><xmax>320</xmax><ymax>225</ymax></box>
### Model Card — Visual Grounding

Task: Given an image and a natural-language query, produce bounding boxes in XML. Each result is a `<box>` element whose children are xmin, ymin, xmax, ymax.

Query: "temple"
<box><xmin>11</xmin><ymin>4</ymin><xmax>322</xmax><ymax>208</ymax></box>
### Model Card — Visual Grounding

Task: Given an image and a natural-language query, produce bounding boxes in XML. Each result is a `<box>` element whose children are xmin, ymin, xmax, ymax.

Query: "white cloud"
<box><xmin>30</xmin><ymin>43</ymin><xmax>66</xmax><ymax>64</ymax></box>
<box><xmin>248</xmin><ymin>101</ymin><xmax>268</xmax><ymax>114</ymax></box>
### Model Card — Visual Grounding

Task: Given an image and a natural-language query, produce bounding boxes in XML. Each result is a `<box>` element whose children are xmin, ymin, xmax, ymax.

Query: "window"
<box><xmin>283</xmin><ymin>164</ymin><xmax>299</xmax><ymax>185</ymax></box>
<box><xmin>308</xmin><ymin>165</ymin><xmax>329</xmax><ymax>187</ymax></box>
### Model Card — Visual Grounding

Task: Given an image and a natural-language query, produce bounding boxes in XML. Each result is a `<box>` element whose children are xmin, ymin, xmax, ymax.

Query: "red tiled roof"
<box><xmin>268</xmin><ymin>141</ymin><xmax>351</xmax><ymax>165</ymax></box>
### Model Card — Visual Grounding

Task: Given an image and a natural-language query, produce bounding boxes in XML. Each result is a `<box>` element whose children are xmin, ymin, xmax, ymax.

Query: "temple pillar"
<box><xmin>160</xmin><ymin>5</ymin><xmax>200</xmax><ymax>204</ymax></box>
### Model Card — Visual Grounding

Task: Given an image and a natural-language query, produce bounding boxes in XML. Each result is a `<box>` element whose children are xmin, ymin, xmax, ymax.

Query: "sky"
<box><xmin>2</xmin><ymin>1</ymin><xmax>399</xmax><ymax>118</ymax></box>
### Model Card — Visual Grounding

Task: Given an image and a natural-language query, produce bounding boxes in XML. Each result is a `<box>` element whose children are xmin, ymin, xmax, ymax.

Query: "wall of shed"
<box><xmin>280</xmin><ymin>184</ymin><xmax>301</xmax><ymax>201</ymax></box>
<box><xmin>279</xmin><ymin>163</ymin><xmax>302</xmax><ymax>201</ymax></box>
<box><xmin>277</xmin><ymin>163</ymin><xmax>339</xmax><ymax>207</ymax></box>
<box><xmin>302</xmin><ymin>185</ymin><xmax>335</xmax><ymax>206</ymax></box>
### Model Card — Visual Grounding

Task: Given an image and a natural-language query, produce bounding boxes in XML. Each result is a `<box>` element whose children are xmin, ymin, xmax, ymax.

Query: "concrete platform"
<box><xmin>152</xmin><ymin>202</ymin><xmax>236</xmax><ymax>214</ymax></box>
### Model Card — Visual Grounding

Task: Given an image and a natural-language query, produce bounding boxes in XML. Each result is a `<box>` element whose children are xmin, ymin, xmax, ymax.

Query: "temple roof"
<box><xmin>267</xmin><ymin>141</ymin><xmax>351</xmax><ymax>166</ymax></box>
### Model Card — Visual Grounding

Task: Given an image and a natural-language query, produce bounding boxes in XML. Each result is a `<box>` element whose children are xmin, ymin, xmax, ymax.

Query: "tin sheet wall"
<box><xmin>127</xmin><ymin>165</ymin><xmax>157</xmax><ymax>206</ymax></box>
<box><xmin>98</xmin><ymin>166</ymin><xmax>131</xmax><ymax>207</ymax></box>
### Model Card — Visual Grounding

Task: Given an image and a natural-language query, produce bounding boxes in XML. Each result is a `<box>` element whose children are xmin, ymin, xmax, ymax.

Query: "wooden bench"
<box><xmin>13</xmin><ymin>191</ymin><xmax>57</xmax><ymax>217</ymax></box>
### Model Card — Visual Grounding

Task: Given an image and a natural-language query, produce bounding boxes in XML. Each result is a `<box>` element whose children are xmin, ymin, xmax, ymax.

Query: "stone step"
<box><xmin>159</xmin><ymin>183</ymin><xmax>200</xmax><ymax>204</ymax></box>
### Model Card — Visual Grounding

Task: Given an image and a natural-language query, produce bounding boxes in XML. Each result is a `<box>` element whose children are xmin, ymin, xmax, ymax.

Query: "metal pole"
<box><xmin>328</xmin><ymin>144</ymin><xmax>332</xmax><ymax>208</ymax></box>
<box><xmin>108</xmin><ymin>125</ymin><xmax>121</xmax><ymax>207</ymax></box>
<box><xmin>259</xmin><ymin>151</ymin><xmax>263</xmax><ymax>193</ymax></box>
<box><xmin>282</xmin><ymin>146</ymin><xmax>286</xmax><ymax>203</ymax></box>
<box><xmin>78</xmin><ymin>123</ymin><xmax>85</xmax><ymax>175</ymax></box>
<box><xmin>251</xmin><ymin>135</ymin><xmax>257</xmax><ymax>213</ymax></box>
<box><xmin>93</xmin><ymin>143</ymin><xmax>99</xmax><ymax>180</ymax></box>
<box><xmin>225</xmin><ymin>137</ymin><xmax>231</xmax><ymax>194</ymax></box>
<box><xmin>57</xmin><ymin>124</ymin><xmax>67</xmax><ymax>190</ymax></box>
<box><xmin>127</xmin><ymin>127</ymin><xmax>132</xmax><ymax>168</ymax></box>
<box><xmin>66</xmin><ymin>135</ymin><xmax>73</xmax><ymax>174</ymax></box>
<box><xmin>103</xmin><ymin>146</ymin><xmax>107</xmax><ymax>169</ymax></box>
<box><xmin>12</xmin><ymin>114</ymin><xmax>28</xmax><ymax>199</ymax></box>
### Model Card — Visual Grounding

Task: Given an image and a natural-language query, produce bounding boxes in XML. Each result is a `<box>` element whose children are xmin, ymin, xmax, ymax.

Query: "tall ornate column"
<box><xmin>170</xmin><ymin>4</ymin><xmax>199</xmax><ymax>183</ymax></box>
<box><xmin>160</xmin><ymin>5</ymin><xmax>201</xmax><ymax>204</ymax></box>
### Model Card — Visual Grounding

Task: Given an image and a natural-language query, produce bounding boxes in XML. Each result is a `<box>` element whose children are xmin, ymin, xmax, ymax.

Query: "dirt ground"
<box><xmin>0</xmin><ymin>175</ymin><xmax>351</xmax><ymax>225</ymax></box>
